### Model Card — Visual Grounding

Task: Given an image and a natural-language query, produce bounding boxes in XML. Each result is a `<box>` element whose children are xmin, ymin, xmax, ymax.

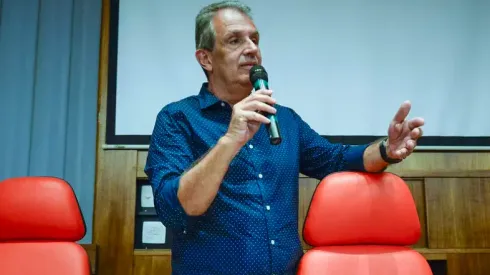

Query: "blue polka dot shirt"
<box><xmin>145</xmin><ymin>83</ymin><xmax>369</xmax><ymax>275</ymax></box>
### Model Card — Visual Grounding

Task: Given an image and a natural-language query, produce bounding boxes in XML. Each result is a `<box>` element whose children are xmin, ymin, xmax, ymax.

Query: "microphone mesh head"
<box><xmin>249</xmin><ymin>65</ymin><xmax>268</xmax><ymax>84</ymax></box>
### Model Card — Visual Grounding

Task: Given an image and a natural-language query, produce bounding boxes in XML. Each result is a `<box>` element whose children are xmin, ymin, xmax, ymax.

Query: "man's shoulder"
<box><xmin>157</xmin><ymin>94</ymin><xmax>201</xmax><ymax>118</ymax></box>
<box><xmin>275</xmin><ymin>103</ymin><xmax>300</xmax><ymax>119</ymax></box>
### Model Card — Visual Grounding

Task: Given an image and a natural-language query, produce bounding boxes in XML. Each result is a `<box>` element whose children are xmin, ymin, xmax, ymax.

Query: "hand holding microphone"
<box><xmin>223</xmin><ymin>65</ymin><xmax>282</xmax><ymax>148</ymax></box>
<box><xmin>249</xmin><ymin>65</ymin><xmax>282</xmax><ymax>145</ymax></box>
<box><xmin>224</xmin><ymin>83</ymin><xmax>276</xmax><ymax>149</ymax></box>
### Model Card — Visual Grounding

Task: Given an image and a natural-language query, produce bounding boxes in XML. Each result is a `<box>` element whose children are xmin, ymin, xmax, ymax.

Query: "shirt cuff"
<box><xmin>159</xmin><ymin>176</ymin><xmax>201</xmax><ymax>233</ymax></box>
<box><xmin>343</xmin><ymin>144</ymin><xmax>369</xmax><ymax>171</ymax></box>
<box><xmin>162</xmin><ymin>176</ymin><xmax>184</xmax><ymax>211</ymax></box>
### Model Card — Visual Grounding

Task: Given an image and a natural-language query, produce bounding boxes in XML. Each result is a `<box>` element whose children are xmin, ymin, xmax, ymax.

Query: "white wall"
<box><xmin>112</xmin><ymin>0</ymin><xmax>490</xmax><ymax>146</ymax></box>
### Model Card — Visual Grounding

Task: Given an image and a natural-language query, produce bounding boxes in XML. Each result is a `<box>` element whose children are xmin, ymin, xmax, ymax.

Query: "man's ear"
<box><xmin>195</xmin><ymin>49</ymin><xmax>212</xmax><ymax>74</ymax></box>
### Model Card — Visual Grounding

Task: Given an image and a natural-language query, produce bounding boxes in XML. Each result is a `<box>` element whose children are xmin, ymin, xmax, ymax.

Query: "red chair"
<box><xmin>297</xmin><ymin>172</ymin><xmax>432</xmax><ymax>275</ymax></box>
<box><xmin>0</xmin><ymin>176</ymin><xmax>90</xmax><ymax>275</ymax></box>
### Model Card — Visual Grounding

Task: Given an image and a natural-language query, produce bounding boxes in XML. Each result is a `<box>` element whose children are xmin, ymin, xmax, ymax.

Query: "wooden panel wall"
<box><xmin>93</xmin><ymin>150</ymin><xmax>490</xmax><ymax>275</ymax></box>
<box><xmin>92</xmin><ymin>0</ymin><xmax>490</xmax><ymax>274</ymax></box>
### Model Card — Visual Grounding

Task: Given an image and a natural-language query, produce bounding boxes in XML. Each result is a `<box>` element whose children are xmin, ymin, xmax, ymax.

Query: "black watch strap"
<box><xmin>379</xmin><ymin>138</ymin><xmax>402</xmax><ymax>164</ymax></box>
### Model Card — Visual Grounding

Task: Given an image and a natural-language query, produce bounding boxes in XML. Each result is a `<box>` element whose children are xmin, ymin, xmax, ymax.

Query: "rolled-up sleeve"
<box><xmin>144</xmin><ymin>109</ymin><xmax>198</xmax><ymax>231</ymax></box>
<box><xmin>291</xmin><ymin>109</ymin><xmax>369</xmax><ymax>180</ymax></box>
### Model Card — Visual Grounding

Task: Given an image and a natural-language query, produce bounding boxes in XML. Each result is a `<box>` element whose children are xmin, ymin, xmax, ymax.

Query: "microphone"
<box><xmin>249</xmin><ymin>65</ymin><xmax>282</xmax><ymax>145</ymax></box>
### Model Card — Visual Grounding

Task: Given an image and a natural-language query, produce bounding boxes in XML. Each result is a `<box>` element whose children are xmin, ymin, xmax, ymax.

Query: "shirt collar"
<box><xmin>198</xmin><ymin>82</ymin><xmax>223</xmax><ymax>110</ymax></box>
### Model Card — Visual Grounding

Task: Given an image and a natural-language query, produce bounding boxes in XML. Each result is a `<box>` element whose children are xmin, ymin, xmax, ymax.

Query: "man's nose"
<box><xmin>244</xmin><ymin>38</ymin><xmax>258</xmax><ymax>54</ymax></box>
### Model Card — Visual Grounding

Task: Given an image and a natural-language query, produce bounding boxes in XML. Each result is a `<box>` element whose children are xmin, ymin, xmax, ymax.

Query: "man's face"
<box><xmin>210</xmin><ymin>8</ymin><xmax>262</xmax><ymax>87</ymax></box>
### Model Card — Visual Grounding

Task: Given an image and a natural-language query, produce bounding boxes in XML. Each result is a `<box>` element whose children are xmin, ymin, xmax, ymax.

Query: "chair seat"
<box><xmin>298</xmin><ymin>245</ymin><xmax>432</xmax><ymax>275</ymax></box>
<box><xmin>0</xmin><ymin>242</ymin><xmax>90</xmax><ymax>275</ymax></box>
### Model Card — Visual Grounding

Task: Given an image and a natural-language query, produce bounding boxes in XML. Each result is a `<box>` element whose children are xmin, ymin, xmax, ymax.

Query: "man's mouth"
<box><xmin>240</xmin><ymin>63</ymin><xmax>257</xmax><ymax>69</ymax></box>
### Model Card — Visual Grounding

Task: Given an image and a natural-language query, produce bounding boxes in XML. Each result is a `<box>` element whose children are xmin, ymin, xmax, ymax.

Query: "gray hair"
<box><xmin>195</xmin><ymin>1</ymin><xmax>253</xmax><ymax>51</ymax></box>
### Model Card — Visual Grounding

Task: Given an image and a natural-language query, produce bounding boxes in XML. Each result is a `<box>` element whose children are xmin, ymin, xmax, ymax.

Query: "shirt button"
<box><xmin>249</xmin><ymin>144</ymin><xmax>254</xmax><ymax>149</ymax></box>
<box><xmin>270</xmin><ymin>240</ymin><xmax>275</xmax><ymax>245</ymax></box>
<box><xmin>258</xmin><ymin>174</ymin><xmax>263</xmax><ymax>179</ymax></box>
<box><xmin>266</xmin><ymin>205</ymin><xmax>270</xmax><ymax>211</ymax></box>
<box><xmin>221</xmin><ymin>102</ymin><xmax>225</xmax><ymax>107</ymax></box>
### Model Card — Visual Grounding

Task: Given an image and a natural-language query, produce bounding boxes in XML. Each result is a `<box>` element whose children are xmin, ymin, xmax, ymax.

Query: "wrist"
<box><xmin>384</xmin><ymin>140</ymin><xmax>396</xmax><ymax>159</ymax></box>
<box><xmin>379</xmin><ymin>138</ymin><xmax>402</xmax><ymax>164</ymax></box>
<box><xmin>219</xmin><ymin>135</ymin><xmax>243</xmax><ymax>155</ymax></box>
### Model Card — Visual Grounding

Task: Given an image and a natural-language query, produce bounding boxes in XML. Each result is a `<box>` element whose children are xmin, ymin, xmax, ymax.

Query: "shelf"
<box><xmin>132</xmin><ymin>248</ymin><xmax>490</xmax><ymax>260</ymax></box>
<box><xmin>137</xmin><ymin>209</ymin><xmax>157</xmax><ymax>216</ymax></box>
<box><xmin>134</xmin><ymin>249</ymin><xmax>172</xmax><ymax>256</ymax></box>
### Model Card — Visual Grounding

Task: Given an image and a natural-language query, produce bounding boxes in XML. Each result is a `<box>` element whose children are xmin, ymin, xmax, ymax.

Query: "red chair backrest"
<box><xmin>303</xmin><ymin>172</ymin><xmax>421</xmax><ymax>247</ymax></box>
<box><xmin>0</xmin><ymin>176</ymin><xmax>90</xmax><ymax>275</ymax></box>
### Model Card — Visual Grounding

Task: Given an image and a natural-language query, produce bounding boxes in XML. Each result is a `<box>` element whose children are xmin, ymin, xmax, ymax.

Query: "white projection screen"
<box><xmin>106</xmin><ymin>0</ymin><xmax>490</xmax><ymax>149</ymax></box>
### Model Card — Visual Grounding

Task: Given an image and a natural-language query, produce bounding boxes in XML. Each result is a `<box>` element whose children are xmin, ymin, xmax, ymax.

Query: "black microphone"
<box><xmin>249</xmin><ymin>65</ymin><xmax>282</xmax><ymax>145</ymax></box>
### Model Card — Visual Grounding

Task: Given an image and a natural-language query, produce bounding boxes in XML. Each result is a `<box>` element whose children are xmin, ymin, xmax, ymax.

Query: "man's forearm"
<box><xmin>177</xmin><ymin>136</ymin><xmax>241</xmax><ymax>216</ymax></box>
<box><xmin>362</xmin><ymin>138</ymin><xmax>390</xmax><ymax>172</ymax></box>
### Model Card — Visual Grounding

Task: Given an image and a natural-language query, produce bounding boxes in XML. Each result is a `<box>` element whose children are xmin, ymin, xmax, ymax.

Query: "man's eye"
<box><xmin>229</xmin><ymin>38</ymin><xmax>239</xmax><ymax>44</ymax></box>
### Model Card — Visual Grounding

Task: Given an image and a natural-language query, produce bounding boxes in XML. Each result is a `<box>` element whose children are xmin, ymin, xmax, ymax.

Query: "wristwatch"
<box><xmin>379</xmin><ymin>138</ymin><xmax>402</xmax><ymax>164</ymax></box>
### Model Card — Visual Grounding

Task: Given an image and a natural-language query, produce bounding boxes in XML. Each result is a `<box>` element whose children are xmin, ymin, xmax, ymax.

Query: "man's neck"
<box><xmin>208</xmin><ymin>79</ymin><xmax>251</xmax><ymax>105</ymax></box>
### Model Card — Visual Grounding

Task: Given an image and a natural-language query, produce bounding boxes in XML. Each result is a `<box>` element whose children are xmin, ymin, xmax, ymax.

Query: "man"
<box><xmin>145</xmin><ymin>1</ymin><xmax>425</xmax><ymax>274</ymax></box>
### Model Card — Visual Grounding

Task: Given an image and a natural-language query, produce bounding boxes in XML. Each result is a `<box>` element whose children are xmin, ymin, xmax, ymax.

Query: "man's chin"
<box><xmin>237</xmin><ymin>75</ymin><xmax>253</xmax><ymax>88</ymax></box>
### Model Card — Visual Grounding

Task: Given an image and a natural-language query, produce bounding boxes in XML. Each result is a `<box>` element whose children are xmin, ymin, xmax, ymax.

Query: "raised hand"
<box><xmin>386</xmin><ymin>100</ymin><xmax>425</xmax><ymax>160</ymax></box>
<box><xmin>224</xmin><ymin>89</ymin><xmax>276</xmax><ymax>147</ymax></box>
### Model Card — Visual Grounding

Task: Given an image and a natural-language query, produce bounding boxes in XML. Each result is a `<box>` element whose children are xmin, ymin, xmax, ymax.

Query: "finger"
<box><xmin>392</xmin><ymin>100</ymin><xmax>411</xmax><ymax>123</ymax></box>
<box><xmin>406</xmin><ymin>139</ymin><xmax>417</xmax><ymax>151</ymax></box>
<box><xmin>395</xmin><ymin>147</ymin><xmax>408</xmax><ymax>158</ymax></box>
<box><xmin>404</xmin><ymin>147</ymin><xmax>414</xmax><ymax>158</ymax></box>
<box><xmin>394</xmin><ymin>122</ymin><xmax>403</xmax><ymax>132</ymax></box>
<box><xmin>408</xmin><ymin>117</ymin><xmax>425</xmax><ymax>130</ymax></box>
<box><xmin>254</xmin><ymin>89</ymin><xmax>273</xmax><ymax>96</ymax></box>
<box><xmin>410</xmin><ymin>128</ymin><xmax>423</xmax><ymax>139</ymax></box>
<box><xmin>406</xmin><ymin>141</ymin><xmax>416</xmax><ymax>157</ymax></box>
<box><xmin>241</xmin><ymin>100</ymin><xmax>277</xmax><ymax>114</ymax></box>
<box><xmin>242</xmin><ymin>101</ymin><xmax>276</xmax><ymax>114</ymax></box>
<box><xmin>242</xmin><ymin>110</ymin><xmax>270</xmax><ymax>124</ymax></box>
<box><xmin>388</xmin><ymin>121</ymin><xmax>403</xmax><ymax>136</ymax></box>
<box><xmin>247</xmin><ymin>93</ymin><xmax>276</xmax><ymax>105</ymax></box>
